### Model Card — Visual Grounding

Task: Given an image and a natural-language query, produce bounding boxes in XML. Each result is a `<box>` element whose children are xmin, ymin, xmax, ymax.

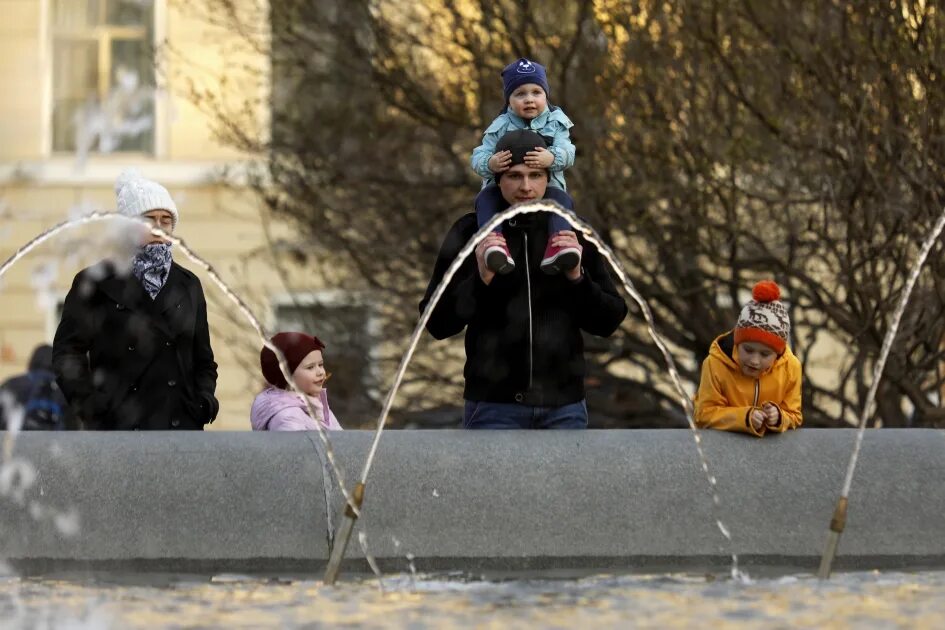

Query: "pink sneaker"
<box><xmin>485</xmin><ymin>241</ymin><xmax>515</xmax><ymax>275</ymax></box>
<box><xmin>540</xmin><ymin>236</ymin><xmax>580</xmax><ymax>275</ymax></box>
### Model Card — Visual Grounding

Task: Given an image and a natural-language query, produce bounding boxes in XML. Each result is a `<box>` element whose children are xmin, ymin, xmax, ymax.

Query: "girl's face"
<box><xmin>292</xmin><ymin>349</ymin><xmax>327</xmax><ymax>397</ymax></box>
<box><xmin>508</xmin><ymin>83</ymin><xmax>547</xmax><ymax>120</ymax></box>
<box><xmin>141</xmin><ymin>209</ymin><xmax>175</xmax><ymax>245</ymax></box>
<box><xmin>736</xmin><ymin>342</ymin><xmax>777</xmax><ymax>378</ymax></box>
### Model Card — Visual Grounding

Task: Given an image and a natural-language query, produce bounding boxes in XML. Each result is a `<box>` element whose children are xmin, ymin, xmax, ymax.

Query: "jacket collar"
<box><xmin>716</xmin><ymin>330</ymin><xmax>737</xmax><ymax>362</ymax></box>
<box><xmin>97</xmin><ymin>262</ymin><xmax>189</xmax><ymax>339</ymax></box>
<box><xmin>149</xmin><ymin>264</ymin><xmax>189</xmax><ymax>338</ymax></box>
<box><xmin>98</xmin><ymin>264</ymin><xmax>148</xmax><ymax>312</ymax></box>
<box><xmin>507</xmin><ymin>106</ymin><xmax>551</xmax><ymax>130</ymax></box>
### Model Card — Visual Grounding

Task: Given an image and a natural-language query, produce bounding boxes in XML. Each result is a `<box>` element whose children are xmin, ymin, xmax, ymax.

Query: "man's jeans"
<box><xmin>463</xmin><ymin>399</ymin><xmax>588</xmax><ymax>430</ymax></box>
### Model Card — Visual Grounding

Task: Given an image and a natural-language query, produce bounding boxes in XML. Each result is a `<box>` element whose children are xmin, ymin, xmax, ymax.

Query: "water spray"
<box><xmin>818</xmin><ymin>208</ymin><xmax>945</xmax><ymax>579</ymax></box>
<box><xmin>322</xmin><ymin>200</ymin><xmax>739</xmax><ymax>584</ymax></box>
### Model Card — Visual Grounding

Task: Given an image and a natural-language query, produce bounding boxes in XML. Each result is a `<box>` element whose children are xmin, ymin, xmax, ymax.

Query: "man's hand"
<box><xmin>525</xmin><ymin>147</ymin><xmax>554</xmax><ymax>169</ymax></box>
<box><xmin>551</xmin><ymin>230</ymin><xmax>583</xmax><ymax>281</ymax></box>
<box><xmin>488</xmin><ymin>150</ymin><xmax>512</xmax><ymax>173</ymax></box>
<box><xmin>475</xmin><ymin>233</ymin><xmax>508</xmax><ymax>285</ymax></box>
<box><xmin>762</xmin><ymin>402</ymin><xmax>781</xmax><ymax>428</ymax></box>
<box><xmin>749</xmin><ymin>409</ymin><xmax>766</xmax><ymax>432</ymax></box>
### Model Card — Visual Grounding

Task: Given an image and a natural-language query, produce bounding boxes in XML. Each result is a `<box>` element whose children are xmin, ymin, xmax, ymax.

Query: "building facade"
<box><xmin>0</xmin><ymin>0</ymin><xmax>373</xmax><ymax>430</ymax></box>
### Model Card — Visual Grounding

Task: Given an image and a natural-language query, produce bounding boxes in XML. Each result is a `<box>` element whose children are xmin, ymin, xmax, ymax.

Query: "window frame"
<box><xmin>41</xmin><ymin>0</ymin><xmax>168</xmax><ymax>160</ymax></box>
<box><xmin>269</xmin><ymin>290</ymin><xmax>382</xmax><ymax>403</ymax></box>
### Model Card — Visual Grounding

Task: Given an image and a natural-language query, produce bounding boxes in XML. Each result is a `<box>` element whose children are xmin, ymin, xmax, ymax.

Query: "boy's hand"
<box><xmin>488</xmin><ymin>150</ymin><xmax>512</xmax><ymax>173</ymax></box>
<box><xmin>525</xmin><ymin>147</ymin><xmax>554</xmax><ymax>169</ymax></box>
<box><xmin>762</xmin><ymin>403</ymin><xmax>781</xmax><ymax>428</ymax></box>
<box><xmin>749</xmin><ymin>409</ymin><xmax>766</xmax><ymax>432</ymax></box>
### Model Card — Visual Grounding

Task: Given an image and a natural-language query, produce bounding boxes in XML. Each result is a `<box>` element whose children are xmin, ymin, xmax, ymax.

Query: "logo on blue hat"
<box><xmin>516</xmin><ymin>60</ymin><xmax>536</xmax><ymax>74</ymax></box>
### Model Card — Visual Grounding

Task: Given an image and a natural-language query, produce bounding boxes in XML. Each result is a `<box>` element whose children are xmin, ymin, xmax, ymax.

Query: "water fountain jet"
<box><xmin>817</xmin><ymin>207</ymin><xmax>945</xmax><ymax>579</ymax></box>
<box><xmin>323</xmin><ymin>200</ymin><xmax>739</xmax><ymax>583</ymax></box>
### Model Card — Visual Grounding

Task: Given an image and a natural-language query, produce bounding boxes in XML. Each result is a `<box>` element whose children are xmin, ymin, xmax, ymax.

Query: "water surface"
<box><xmin>2</xmin><ymin>571</ymin><xmax>943</xmax><ymax>628</ymax></box>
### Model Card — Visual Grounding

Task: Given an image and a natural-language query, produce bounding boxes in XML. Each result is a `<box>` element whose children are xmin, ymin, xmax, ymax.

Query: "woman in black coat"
<box><xmin>53</xmin><ymin>170</ymin><xmax>218</xmax><ymax>430</ymax></box>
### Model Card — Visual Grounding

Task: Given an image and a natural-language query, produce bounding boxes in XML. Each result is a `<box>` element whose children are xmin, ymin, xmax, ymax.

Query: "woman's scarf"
<box><xmin>131</xmin><ymin>242</ymin><xmax>173</xmax><ymax>299</ymax></box>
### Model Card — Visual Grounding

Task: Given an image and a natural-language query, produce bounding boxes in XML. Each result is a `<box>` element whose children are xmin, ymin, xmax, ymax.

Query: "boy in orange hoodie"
<box><xmin>694</xmin><ymin>280</ymin><xmax>803</xmax><ymax>437</ymax></box>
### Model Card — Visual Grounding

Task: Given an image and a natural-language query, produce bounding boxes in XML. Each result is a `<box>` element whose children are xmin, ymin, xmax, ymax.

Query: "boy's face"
<box><xmin>736</xmin><ymin>341</ymin><xmax>777</xmax><ymax>378</ymax></box>
<box><xmin>508</xmin><ymin>83</ymin><xmax>547</xmax><ymax>120</ymax></box>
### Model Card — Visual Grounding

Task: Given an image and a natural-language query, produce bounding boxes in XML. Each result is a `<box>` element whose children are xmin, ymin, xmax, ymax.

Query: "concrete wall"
<box><xmin>1</xmin><ymin>429</ymin><xmax>944</xmax><ymax>577</ymax></box>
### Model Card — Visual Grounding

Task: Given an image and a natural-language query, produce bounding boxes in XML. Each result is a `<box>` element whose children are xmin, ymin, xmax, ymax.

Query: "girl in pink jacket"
<box><xmin>250</xmin><ymin>332</ymin><xmax>343</xmax><ymax>431</ymax></box>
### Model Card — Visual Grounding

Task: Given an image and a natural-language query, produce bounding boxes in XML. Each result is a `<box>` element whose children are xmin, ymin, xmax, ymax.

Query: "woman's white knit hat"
<box><xmin>115</xmin><ymin>168</ymin><xmax>179</xmax><ymax>227</ymax></box>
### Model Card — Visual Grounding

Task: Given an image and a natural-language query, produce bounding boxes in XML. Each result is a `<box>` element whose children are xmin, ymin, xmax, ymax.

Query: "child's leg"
<box><xmin>475</xmin><ymin>184</ymin><xmax>505</xmax><ymax>234</ymax></box>
<box><xmin>474</xmin><ymin>184</ymin><xmax>515</xmax><ymax>274</ymax></box>
<box><xmin>543</xmin><ymin>187</ymin><xmax>574</xmax><ymax>234</ymax></box>
<box><xmin>540</xmin><ymin>187</ymin><xmax>580</xmax><ymax>275</ymax></box>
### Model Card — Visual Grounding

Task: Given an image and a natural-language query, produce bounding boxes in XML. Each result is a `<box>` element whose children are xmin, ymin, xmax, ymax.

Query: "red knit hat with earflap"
<box><xmin>260</xmin><ymin>332</ymin><xmax>325</xmax><ymax>389</ymax></box>
<box><xmin>733</xmin><ymin>281</ymin><xmax>791</xmax><ymax>354</ymax></box>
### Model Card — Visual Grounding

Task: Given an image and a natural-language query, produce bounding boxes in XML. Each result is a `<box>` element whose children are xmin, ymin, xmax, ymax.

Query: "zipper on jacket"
<box><xmin>524</xmin><ymin>232</ymin><xmax>534</xmax><ymax>391</ymax></box>
<box><xmin>752</xmin><ymin>380</ymin><xmax>760</xmax><ymax>407</ymax></box>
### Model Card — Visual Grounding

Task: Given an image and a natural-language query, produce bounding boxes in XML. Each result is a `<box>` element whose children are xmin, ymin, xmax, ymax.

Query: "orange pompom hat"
<box><xmin>733</xmin><ymin>280</ymin><xmax>790</xmax><ymax>354</ymax></box>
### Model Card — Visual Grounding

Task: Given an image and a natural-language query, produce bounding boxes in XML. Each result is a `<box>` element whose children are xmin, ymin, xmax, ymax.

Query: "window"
<box><xmin>51</xmin><ymin>0</ymin><xmax>156</xmax><ymax>154</ymax></box>
<box><xmin>272</xmin><ymin>292</ymin><xmax>378</xmax><ymax>423</ymax></box>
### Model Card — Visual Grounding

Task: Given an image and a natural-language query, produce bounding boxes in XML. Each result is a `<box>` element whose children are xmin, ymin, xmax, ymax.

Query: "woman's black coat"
<box><xmin>53</xmin><ymin>261</ymin><xmax>219</xmax><ymax>430</ymax></box>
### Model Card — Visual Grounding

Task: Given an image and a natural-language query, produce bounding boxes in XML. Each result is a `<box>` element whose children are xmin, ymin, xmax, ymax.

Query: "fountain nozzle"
<box><xmin>324</xmin><ymin>482</ymin><xmax>366</xmax><ymax>585</ymax></box>
<box><xmin>345</xmin><ymin>482</ymin><xmax>365</xmax><ymax>518</ymax></box>
<box><xmin>818</xmin><ymin>496</ymin><xmax>848</xmax><ymax>579</ymax></box>
<box><xmin>829</xmin><ymin>497</ymin><xmax>848</xmax><ymax>533</ymax></box>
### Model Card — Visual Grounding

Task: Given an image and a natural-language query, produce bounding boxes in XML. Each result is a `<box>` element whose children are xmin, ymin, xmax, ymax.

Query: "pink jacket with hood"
<box><xmin>250</xmin><ymin>386</ymin><xmax>343</xmax><ymax>431</ymax></box>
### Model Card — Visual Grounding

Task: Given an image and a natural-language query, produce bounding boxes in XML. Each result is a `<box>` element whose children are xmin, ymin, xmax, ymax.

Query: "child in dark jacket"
<box><xmin>694</xmin><ymin>281</ymin><xmax>803</xmax><ymax>437</ymax></box>
<box><xmin>470</xmin><ymin>58</ymin><xmax>579</xmax><ymax>276</ymax></box>
<box><xmin>0</xmin><ymin>344</ymin><xmax>73</xmax><ymax>430</ymax></box>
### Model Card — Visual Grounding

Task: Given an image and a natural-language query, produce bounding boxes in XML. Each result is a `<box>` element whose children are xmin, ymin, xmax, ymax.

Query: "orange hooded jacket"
<box><xmin>693</xmin><ymin>330</ymin><xmax>803</xmax><ymax>437</ymax></box>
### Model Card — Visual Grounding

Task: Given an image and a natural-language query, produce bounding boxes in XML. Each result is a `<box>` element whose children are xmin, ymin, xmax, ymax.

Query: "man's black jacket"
<box><xmin>420</xmin><ymin>211</ymin><xmax>628</xmax><ymax>407</ymax></box>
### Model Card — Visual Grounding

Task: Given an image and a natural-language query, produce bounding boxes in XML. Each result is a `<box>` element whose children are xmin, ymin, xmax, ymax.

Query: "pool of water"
<box><xmin>2</xmin><ymin>570</ymin><xmax>943</xmax><ymax>628</ymax></box>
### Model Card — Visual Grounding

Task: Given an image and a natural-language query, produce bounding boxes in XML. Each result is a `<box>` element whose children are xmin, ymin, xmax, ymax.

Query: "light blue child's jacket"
<box><xmin>470</xmin><ymin>106</ymin><xmax>575</xmax><ymax>191</ymax></box>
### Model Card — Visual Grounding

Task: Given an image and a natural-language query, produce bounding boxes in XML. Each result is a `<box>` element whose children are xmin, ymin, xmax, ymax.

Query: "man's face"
<box><xmin>498</xmin><ymin>164</ymin><xmax>548</xmax><ymax>205</ymax></box>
